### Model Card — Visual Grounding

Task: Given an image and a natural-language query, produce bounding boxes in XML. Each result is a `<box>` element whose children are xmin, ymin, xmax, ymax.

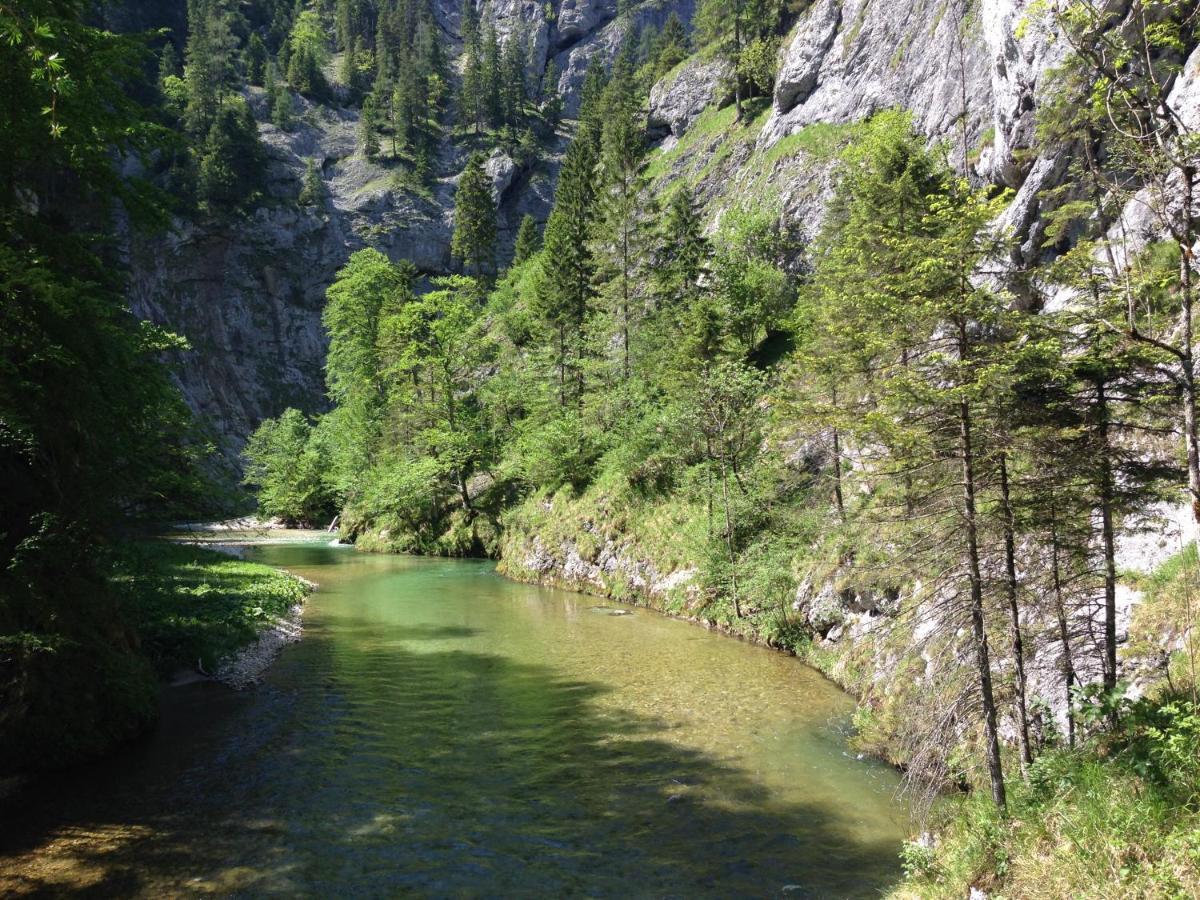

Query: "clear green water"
<box><xmin>0</xmin><ymin>542</ymin><xmax>908</xmax><ymax>897</ymax></box>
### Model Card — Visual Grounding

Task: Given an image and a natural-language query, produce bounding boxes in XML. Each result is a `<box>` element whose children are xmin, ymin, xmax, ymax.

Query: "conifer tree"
<box><xmin>595</xmin><ymin>51</ymin><xmax>648</xmax><ymax>380</ymax></box>
<box><xmin>359</xmin><ymin>92</ymin><xmax>381</xmax><ymax>156</ymax></box>
<box><xmin>461</xmin><ymin>28</ymin><xmax>484</xmax><ymax>133</ymax></box>
<box><xmin>480</xmin><ymin>20</ymin><xmax>503</xmax><ymax>128</ymax></box>
<box><xmin>654</xmin><ymin>12</ymin><xmax>688</xmax><ymax>73</ymax></box>
<box><xmin>500</xmin><ymin>26</ymin><xmax>528</xmax><ymax>125</ymax></box>
<box><xmin>540</xmin><ymin>59</ymin><xmax>562</xmax><ymax>128</ymax></box>
<box><xmin>247</xmin><ymin>32</ymin><xmax>267</xmax><ymax>84</ymax></box>
<box><xmin>298</xmin><ymin>157</ymin><xmax>324</xmax><ymax>206</ymax></box>
<box><xmin>287</xmin><ymin>9</ymin><xmax>329</xmax><ymax>97</ymax></box>
<box><xmin>184</xmin><ymin>0</ymin><xmax>239</xmax><ymax>135</ymax></box>
<box><xmin>159</xmin><ymin>40</ymin><xmax>182</xmax><ymax>87</ymax></box>
<box><xmin>268</xmin><ymin>60</ymin><xmax>294</xmax><ymax>128</ymax></box>
<box><xmin>514</xmin><ymin>214</ymin><xmax>541</xmax><ymax>265</ymax></box>
<box><xmin>536</xmin><ymin>136</ymin><xmax>599</xmax><ymax>406</ymax></box>
<box><xmin>451</xmin><ymin>151</ymin><xmax>497</xmax><ymax>278</ymax></box>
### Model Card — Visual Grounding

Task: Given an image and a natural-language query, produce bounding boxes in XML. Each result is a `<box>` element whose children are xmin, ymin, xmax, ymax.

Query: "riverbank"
<box><xmin>488</xmin><ymin>487</ymin><xmax>1200</xmax><ymax>899</ymax></box>
<box><xmin>116</xmin><ymin>539</ymin><xmax>312</xmax><ymax>683</ymax></box>
<box><xmin>0</xmin><ymin>538</ymin><xmax>314</xmax><ymax>776</ymax></box>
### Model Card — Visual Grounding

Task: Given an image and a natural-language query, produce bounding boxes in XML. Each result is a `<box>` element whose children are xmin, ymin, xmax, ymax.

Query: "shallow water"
<box><xmin>0</xmin><ymin>541</ymin><xmax>908</xmax><ymax>897</ymax></box>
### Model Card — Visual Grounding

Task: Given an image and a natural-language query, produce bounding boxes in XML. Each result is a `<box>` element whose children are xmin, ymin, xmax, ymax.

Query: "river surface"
<box><xmin>0</xmin><ymin>538</ymin><xmax>908</xmax><ymax>897</ymax></box>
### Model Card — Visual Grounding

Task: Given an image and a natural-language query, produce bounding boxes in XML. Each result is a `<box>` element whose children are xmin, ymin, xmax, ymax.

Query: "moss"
<box><xmin>843</xmin><ymin>0</ymin><xmax>871</xmax><ymax>51</ymax></box>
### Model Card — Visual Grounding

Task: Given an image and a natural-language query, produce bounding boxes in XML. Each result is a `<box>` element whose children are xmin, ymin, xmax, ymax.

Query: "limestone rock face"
<box><xmin>647</xmin><ymin>57</ymin><xmax>731</xmax><ymax>138</ymax></box>
<box><xmin>128</xmin><ymin>0</ymin><xmax>695</xmax><ymax>461</ymax></box>
<box><xmin>484</xmin><ymin>149</ymin><xmax>518</xmax><ymax>201</ymax></box>
<box><xmin>552</xmin><ymin>0</ymin><xmax>698</xmax><ymax>116</ymax></box>
<box><xmin>129</xmin><ymin>0</ymin><xmax>1200</xmax><ymax>463</ymax></box>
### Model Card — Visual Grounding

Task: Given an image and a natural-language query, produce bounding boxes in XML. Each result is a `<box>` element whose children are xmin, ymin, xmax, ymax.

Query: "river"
<box><xmin>0</xmin><ymin>537</ymin><xmax>908</xmax><ymax>897</ymax></box>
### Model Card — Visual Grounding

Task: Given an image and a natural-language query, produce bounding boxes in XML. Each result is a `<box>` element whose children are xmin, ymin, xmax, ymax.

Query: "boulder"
<box><xmin>484</xmin><ymin>148</ymin><xmax>517</xmax><ymax>201</ymax></box>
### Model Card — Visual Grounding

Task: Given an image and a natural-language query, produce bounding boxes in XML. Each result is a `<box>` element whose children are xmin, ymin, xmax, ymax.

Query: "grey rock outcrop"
<box><xmin>484</xmin><ymin>149</ymin><xmax>518</xmax><ymax>201</ymax></box>
<box><xmin>552</xmin><ymin>0</ymin><xmax>698</xmax><ymax>116</ymax></box>
<box><xmin>648</xmin><ymin>57</ymin><xmax>731</xmax><ymax>138</ymax></box>
<box><xmin>129</xmin><ymin>0</ymin><xmax>696</xmax><ymax>460</ymax></box>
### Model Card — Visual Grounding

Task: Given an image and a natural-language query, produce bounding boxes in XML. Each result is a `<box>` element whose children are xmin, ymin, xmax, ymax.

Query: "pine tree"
<box><xmin>461</xmin><ymin>28</ymin><xmax>483</xmax><ymax>133</ymax></box>
<box><xmin>514</xmin><ymin>214</ymin><xmax>541</xmax><ymax>265</ymax></box>
<box><xmin>298</xmin><ymin>157</ymin><xmax>324</xmax><ymax>206</ymax></box>
<box><xmin>359</xmin><ymin>92</ymin><xmax>380</xmax><ymax>156</ymax></box>
<box><xmin>541</xmin><ymin>59</ymin><xmax>562</xmax><ymax>128</ymax></box>
<box><xmin>184</xmin><ymin>0</ymin><xmax>239</xmax><ymax>135</ymax></box>
<box><xmin>595</xmin><ymin>53</ymin><xmax>648</xmax><ymax>380</ymax></box>
<box><xmin>480</xmin><ymin>20</ymin><xmax>502</xmax><ymax>128</ymax></box>
<box><xmin>197</xmin><ymin>97</ymin><xmax>265</xmax><ymax>212</ymax></box>
<box><xmin>536</xmin><ymin>136</ymin><xmax>599</xmax><ymax>406</ymax></box>
<box><xmin>500</xmin><ymin>26</ymin><xmax>528</xmax><ymax>125</ymax></box>
<box><xmin>652</xmin><ymin>185</ymin><xmax>707</xmax><ymax>316</ymax></box>
<box><xmin>451</xmin><ymin>151</ymin><xmax>497</xmax><ymax>277</ymax></box>
<box><xmin>159</xmin><ymin>40</ymin><xmax>181</xmax><ymax>87</ymax></box>
<box><xmin>267</xmin><ymin>61</ymin><xmax>293</xmax><ymax>128</ymax></box>
<box><xmin>247</xmin><ymin>32</ymin><xmax>267</xmax><ymax>84</ymax></box>
<box><xmin>655</xmin><ymin>12</ymin><xmax>688</xmax><ymax>73</ymax></box>
<box><xmin>803</xmin><ymin>112</ymin><xmax>1016</xmax><ymax>812</ymax></box>
<box><xmin>287</xmin><ymin>9</ymin><xmax>329</xmax><ymax>98</ymax></box>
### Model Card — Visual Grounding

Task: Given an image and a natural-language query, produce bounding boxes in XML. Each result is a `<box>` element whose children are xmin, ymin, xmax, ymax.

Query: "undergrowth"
<box><xmin>111</xmin><ymin>540</ymin><xmax>309</xmax><ymax>675</ymax></box>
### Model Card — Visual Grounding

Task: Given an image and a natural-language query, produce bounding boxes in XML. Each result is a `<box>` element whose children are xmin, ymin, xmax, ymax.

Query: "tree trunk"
<box><xmin>1180</xmin><ymin>165</ymin><xmax>1200</xmax><ymax>525</ymax></box>
<box><xmin>999</xmin><ymin>452</ymin><xmax>1032</xmax><ymax>770</ymax></box>
<box><xmin>830</xmin><ymin>380</ymin><xmax>845</xmax><ymax>522</ymax></box>
<box><xmin>1182</xmin><ymin>337</ymin><xmax>1200</xmax><ymax>528</ymax></box>
<box><xmin>720</xmin><ymin>456</ymin><xmax>740</xmax><ymax>618</ymax></box>
<box><xmin>622</xmin><ymin>220</ymin><xmax>631</xmax><ymax>382</ymax></box>
<box><xmin>558</xmin><ymin>322</ymin><xmax>566</xmax><ymax>408</ymax></box>
<box><xmin>832</xmin><ymin>426</ymin><xmax>845</xmax><ymax>523</ymax></box>
<box><xmin>958</xmin><ymin>327</ymin><xmax>1007</xmax><ymax>813</ymax></box>
<box><xmin>1096</xmin><ymin>379</ymin><xmax>1119</xmax><ymax>717</ymax></box>
<box><xmin>1049</xmin><ymin>505</ymin><xmax>1077</xmax><ymax>749</ymax></box>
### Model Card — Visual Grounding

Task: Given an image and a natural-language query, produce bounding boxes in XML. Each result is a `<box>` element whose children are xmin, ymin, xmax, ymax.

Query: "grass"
<box><xmin>644</xmin><ymin>103</ymin><xmax>740</xmax><ymax>183</ymax></box>
<box><xmin>893</xmin><ymin>696</ymin><xmax>1200</xmax><ymax>899</ymax></box>
<box><xmin>1127</xmin><ymin>543</ymin><xmax>1200</xmax><ymax>689</ymax></box>
<box><xmin>111</xmin><ymin>540</ymin><xmax>309</xmax><ymax>675</ymax></box>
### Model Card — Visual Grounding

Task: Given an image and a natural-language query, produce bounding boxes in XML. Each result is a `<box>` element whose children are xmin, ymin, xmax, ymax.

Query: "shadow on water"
<box><xmin>0</xmin><ymin>623</ymin><xmax>902</xmax><ymax>898</ymax></box>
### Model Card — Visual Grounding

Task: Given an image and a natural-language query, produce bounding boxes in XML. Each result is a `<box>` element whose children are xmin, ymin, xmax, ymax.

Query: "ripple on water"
<box><xmin>0</xmin><ymin>546</ymin><xmax>908</xmax><ymax>897</ymax></box>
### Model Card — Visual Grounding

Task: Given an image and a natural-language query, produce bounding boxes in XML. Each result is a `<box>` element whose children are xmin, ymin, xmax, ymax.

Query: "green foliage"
<box><xmin>299</xmin><ymin>157</ymin><xmax>325</xmax><ymax>206</ymax></box>
<box><xmin>513</xmin><ymin>213</ymin><xmax>542</xmax><ymax>265</ymax></box>
<box><xmin>286</xmin><ymin>9</ymin><xmax>330</xmax><ymax>98</ymax></box>
<box><xmin>112</xmin><ymin>540</ymin><xmax>310</xmax><ymax>676</ymax></box>
<box><xmin>1</xmin><ymin>1</ymin><xmax>216</xmax><ymax>773</ymax></box>
<box><xmin>451</xmin><ymin>151</ymin><xmax>498</xmax><ymax>277</ymax></box>
<box><xmin>243</xmin><ymin>408</ymin><xmax>336</xmax><ymax>525</ymax></box>
<box><xmin>196</xmin><ymin>95</ymin><xmax>265</xmax><ymax>212</ymax></box>
<box><xmin>899</xmin><ymin>695</ymin><xmax>1200</xmax><ymax>898</ymax></box>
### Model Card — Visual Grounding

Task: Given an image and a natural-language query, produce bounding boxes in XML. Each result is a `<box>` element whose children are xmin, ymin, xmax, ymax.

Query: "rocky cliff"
<box><xmin>135</xmin><ymin>0</ymin><xmax>1198</xmax><ymax>464</ymax></box>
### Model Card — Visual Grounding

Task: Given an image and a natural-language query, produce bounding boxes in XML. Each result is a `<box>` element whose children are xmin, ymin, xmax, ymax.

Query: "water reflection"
<box><xmin>0</xmin><ymin>545</ymin><xmax>906</xmax><ymax>897</ymax></box>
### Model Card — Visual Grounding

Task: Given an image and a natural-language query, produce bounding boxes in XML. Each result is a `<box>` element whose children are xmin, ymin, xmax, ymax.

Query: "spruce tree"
<box><xmin>514</xmin><ymin>214</ymin><xmax>541</xmax><ymax>265</ymax></box>
<box><xmin>461</xmin><ymin>29</ymin><xmax>484</xmax><ymax>133</ymax></box>
<box><xmin>184</xmin><ymin>0</ymin><xmax>239</xmax><ymax>135</ymax></box>
<box><xmin>536</xmin><ymin>136</ymin><xmax>598</xmax><ymax>406</ymax></box>
<box><xmin>360</xmin><ymin>94</ymin><xmax>381</xmax><ymax>156</ymax></box>
<box><xmin>480</xmin><ymin>20</ymin><xmax>502</xmax><ymax>128</ymax></box>
<box><xmin>541</xmin><ymin>59</ymin><xmax>562</xmax><ymax>128</ymax></box>
<box><xmin>247</xmin><ymin>32</ymin><xmax>267</xmax><ymax>84</ymax></box>
<box><xmin>500</xmin><ymin>26</ymin><xmax>528</xmax><ymax>125</ymax></box>
<box><xmin>595</xmin><ymin>53</ymin><xmax>648</xmax><ymax>380</ymax></box>
<box><xmin>451</xmin><ymin>151</ymin><xmax>497</xmax><ymax>278</ymax></box>
<box><xmin>298</xmin><ymin>157</ymin><xmax>324</xmax><ymax>206</ymax></box>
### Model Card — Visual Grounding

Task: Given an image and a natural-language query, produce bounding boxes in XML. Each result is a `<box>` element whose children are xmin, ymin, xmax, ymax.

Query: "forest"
<box><xmin>3</xmin><ymin>0</ymin><xmax>1200</xmax><ymax>896</ymax></box>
